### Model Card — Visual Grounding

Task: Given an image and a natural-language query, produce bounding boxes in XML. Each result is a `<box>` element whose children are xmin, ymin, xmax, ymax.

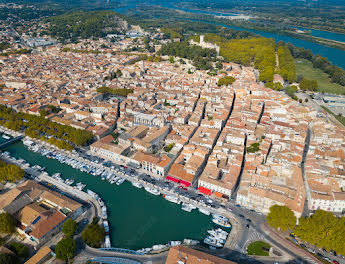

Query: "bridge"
<box><xmin>99</xmin><ymin>248</ymin><xmax>144</xmax><ymax>255</ymax></box>
<box><xmin>91</xmin><ymin>257</ymin><xmax>142</xmax><ymax>264</ymax></box>
<box><xmin>0</xmin><ymin>136</ymin><xmax>23</xmax><ymax>150</ymax></box>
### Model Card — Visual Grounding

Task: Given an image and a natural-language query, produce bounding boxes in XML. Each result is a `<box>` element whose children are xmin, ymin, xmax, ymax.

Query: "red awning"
<box><xmin>180</xmin><ymin>180</ymin><xmax>191</xmax><ymax>187</ymax></box>
<box><xmin>198</xmin><ymin>186</ymin><xmax>212</xmax><ymax>195</ymax></box>
<box><xmin>166</xmin><ymin>176</ymin><xmax>180</xmax><ymax>183</ymax></box>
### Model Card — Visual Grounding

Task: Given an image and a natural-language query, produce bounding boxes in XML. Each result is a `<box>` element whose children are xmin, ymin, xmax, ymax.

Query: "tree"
<box><xmin>273</xmin><ymin>82</ymin><xmax>283</xmax><ymax>91</ymax></box>
<box><xmin>55</xmin><ymin>237</ymin><xmax>76</xmax><ymax>261</ymax></box>
<box><xmin>116</xmin><ymin>69</ymin><xmax>122</xmax><ymax>77</ymax></box>
<box><xmin>0</xmin><ymin>237</ymin><xmax>5</xmax><ymax>247</ymax></box>
<box><xmin>0</xmin><ymin>253</ymin><xmax>18</xmax><ymax>264</ymax></box>
<box><xmin>299</xmin><ymin>78</ymin><xmax>318</xmax><ymax>91</ymax></box>
<box><xmin>294</xmin><ymin>210</ymin><xmax>345</xmax><ymax>255</ymax></box>
<box><xmin>246</xmin><ymin>142</ymin><xmax>260</xmax><ymax>153</ymax></box>
<box><xmin>0</xmin><ymin>162</ymin><xmax>24</xmax><ymax>183</ymax></box>
<box><xmin>82</xmin><ymin>223</ymin><xmax>105</xmax><ymax>248</ymax></box>
<box><xmin>0</xmin><ymin>213</ymin><xmax>15</xmax><ymax>234</ymax></box>
<box><xmin>305</xmin><ymin>98</ymin><xmax>309</xmax><ymax>102</ymax></box>
<box><xmin>39</xmin><ymin>109</ymin><xmax>48</xmax><ymax>117</ymax></box>
<box><xmin>9</xmin><ymin>242</ymin><xmax>28</xmax><ymax>259</ymax></box>
<box><xmin>218</xmin><ymin>76</ymin><xmax>235</xmax><ymax>86</ymax></box>
<box><xmin>62</xmin><ymin>219</ymin><xmax>77</xmax><ymax>237</ymax></box>
<box><xmin>266</xmin><ymin>205</ymin><xmax>296</xmax><ymax>232</ymax></box>
<box><xmin>215</xmin><ymin>61</ymin><xmax>223</xmax><ymax>69</ymax></box>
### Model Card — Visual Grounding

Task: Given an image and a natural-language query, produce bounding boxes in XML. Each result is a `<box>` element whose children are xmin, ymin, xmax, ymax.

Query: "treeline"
<box><xmin>267</xmin><ymin>206</ymin><xmax>345</xmax><ymax>256</ymax></box>
<box><xmin>161</xmin><ymin>28</ymin><xmax>183</xmax><ymax>40</ymax></box>
<box><xmin>0</xmin><ymin>160</ymin><xmax>24</xmax><ymax>183</ymax></box>
<box><xmin>96</xmin><ymin>86</ymin><xmax>134</xmax><ymax>97</ymax></box>
<box><xmin>61</xmin><ymin>48</ymin><xmax>102</xmax><ymax>54</ymax></box>
<box><xmin>295</xmin><ymin>210</ymin><xmax>345</xmax><ymax>255</ymax></box>
<box><xmin>0</xmin><ymin>105</ymin><xmax>93</xmax><ymax>147</ymax></box>
<box><xmin>277</xmin><ymin>43</ymin><xmax>296</xmax><ymax>83</ymax></box>
<box><xmin>159</xmin><ymin>41</ymin><xmax>218</xmax><ymax>71</ymax></box>
<box><xmin>0</xmin><ymin>5</ymin><xmax>59</xmax><ymax>21</ymax></box>
<box><xmin>0</xmin><ymin>49</ymin><xmax>31</xmax><ymax>57</ymax></box>
<box><xmin>286</xmin><ymin>43</ymin><xmax>345</xmax><ymax>87</ymax></box>
<box><xmin>44</xmin><ymin>11</ymin><xmax>125</xmax><ymax>42</ymax></box>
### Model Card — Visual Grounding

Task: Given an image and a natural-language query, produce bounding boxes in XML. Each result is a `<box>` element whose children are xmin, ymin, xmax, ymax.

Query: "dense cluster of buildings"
<box><xmin>1</xmin><ymin>37</ymin><xmax>345</xmax><ymax>220</ymax></box>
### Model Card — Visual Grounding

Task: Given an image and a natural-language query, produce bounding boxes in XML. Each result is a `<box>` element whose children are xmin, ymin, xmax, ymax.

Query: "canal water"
<box><xmin>113</xmin><ymin>2</ymin><xmax>345</xmax><ymax>70</ymax></box>
<box><xmin>2</xmin><ymin>139</ymin><xmax>215</xmax><ymax>250</ymax></box>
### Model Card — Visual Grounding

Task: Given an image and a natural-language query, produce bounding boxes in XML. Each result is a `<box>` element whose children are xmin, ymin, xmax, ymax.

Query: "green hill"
<box><xmin>44</xmin><ymin>10</ymin><xmax>129</xmax><ymax>42</ymax></box>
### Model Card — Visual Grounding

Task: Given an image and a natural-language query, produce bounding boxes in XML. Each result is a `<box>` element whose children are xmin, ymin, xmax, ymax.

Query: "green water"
<box><xmin>3</xmin><ymin>141</ymin><xmax>215</xmax><ymax>249</ymax></box>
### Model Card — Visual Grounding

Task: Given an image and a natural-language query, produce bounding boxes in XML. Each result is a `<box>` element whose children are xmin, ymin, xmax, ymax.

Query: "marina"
<box><xmin>0</xmin><ymin>133</ymin><xmax>226</xmax><ymax>250</ymax></box>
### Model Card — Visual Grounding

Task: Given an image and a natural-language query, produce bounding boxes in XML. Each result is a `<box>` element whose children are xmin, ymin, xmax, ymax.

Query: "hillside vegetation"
<box><xmin>44</xmin><ymin>10</ymin><xmax>128</xmax><ymax>42</ymax></box>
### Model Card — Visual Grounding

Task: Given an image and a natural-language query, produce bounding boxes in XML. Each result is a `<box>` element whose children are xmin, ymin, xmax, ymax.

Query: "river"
<box><xmin>1</xmin><ymin>138</ymin><xmax>215</xmax><ymax>250</ymax></box>
<box><xmin>113</xmin><ymin>1</ymin><xmax>345</xmax><ymax>70</ymax></box>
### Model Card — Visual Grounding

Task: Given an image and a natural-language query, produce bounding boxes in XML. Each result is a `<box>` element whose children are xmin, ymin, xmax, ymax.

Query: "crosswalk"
<box><xmin>241</xmin><ymin>231</ymin><xmax>267</xmax><ymax>254</ymax></box>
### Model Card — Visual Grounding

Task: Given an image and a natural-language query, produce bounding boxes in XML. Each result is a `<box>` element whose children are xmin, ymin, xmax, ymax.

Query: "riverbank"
<box><xmin>0</xmin><ymin>127</ymin><xmax>236</xmax><ymax>251</ymax></box>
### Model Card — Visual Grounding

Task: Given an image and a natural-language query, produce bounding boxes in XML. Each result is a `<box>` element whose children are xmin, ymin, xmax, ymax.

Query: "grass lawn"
<box><xmin>295</xmin><ymin>59</ymin><xmax>345</xmax><ymax>95</ymax></box>
<box><xmin>247</xmin><ymin>241</ymin><xmax>271</xmax><ymax>256</ymax></box>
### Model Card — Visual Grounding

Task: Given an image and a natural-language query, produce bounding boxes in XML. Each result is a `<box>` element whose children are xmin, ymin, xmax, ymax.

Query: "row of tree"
<box><xmin>267</xmin><ymin>205</ymin><xmax>345</xmax><ymax>255</ymax></box>
<box><xmin>0</xmin><ymin>160</ymin><xmax>24</xmax><ymax>183</ymax></box>
<box><xmin>0</xmin><ymin>105</ymin><xmax>93</xmax><ymax>147</ymax></box>
<box><xmin>96</xmin><ymin>86</ymin><xmax>134</xmax><ymax>97</ymax></box>
<box><xmin>277</xmin><ymin>43</ymin><xmax>296</xmax><ymax>83</ymax></box>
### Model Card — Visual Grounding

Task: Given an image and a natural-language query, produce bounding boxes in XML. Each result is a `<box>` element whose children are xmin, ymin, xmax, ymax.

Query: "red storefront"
<box><xmin>198</xmin><ymin>186</ymin><xmax>212</xmax><ymax>195</ymax></box>
<box><xmin>179</xmin><ymin>179</ymin><xmax>191</xmax><ymax>187</ymax></box>
<box><xmin>166</xmin><ymin>176</ymin><xmax>180</xmax><ymax>183</ymax></box>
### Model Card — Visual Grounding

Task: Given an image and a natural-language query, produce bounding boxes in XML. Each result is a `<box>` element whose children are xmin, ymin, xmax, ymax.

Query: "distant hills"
<box><xmin>10</xmin><ymin>0</ymin><xmax>124</xmax><ymax>11</ymax></box>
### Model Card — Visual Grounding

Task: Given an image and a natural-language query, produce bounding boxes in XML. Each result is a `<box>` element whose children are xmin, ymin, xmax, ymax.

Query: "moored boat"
<box><xmin>144</xmin><ymin>186</ymin><xmax>160</xmax><ymax>195</ymax></box>
<box><xmin>132</xmin><ymin>181</ymin><xmax>143</xmax><ymax>188</ymax></box>
<box><xmin>165</xmin><ymin>195</ymin><xmax>180</xmax><ymax>204</ymax></box>
<box><xmin>199</xmin><ymin>208</ymin><xmax>210</xmax><ymax>215</ymax></box>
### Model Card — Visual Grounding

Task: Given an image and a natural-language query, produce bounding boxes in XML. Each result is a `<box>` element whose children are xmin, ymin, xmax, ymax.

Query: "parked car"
<box><xmin>324</xmin><ymin>257</ymin><xmax>331</xmax><ymax>262</ymax></box>
<box><xmin>332</xmin><ymin>260</ymin><xmax>339</xmax><ymax>264</ymax></box>
<box><xmin>291</xmin><ymin>238</ymin><xmax>299</xmax><ymax>245</ymax></box>
<box><xmin>307</xmin><ymin>248</ymin><xmax>316</xmax><ymax>254</ymax></box>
